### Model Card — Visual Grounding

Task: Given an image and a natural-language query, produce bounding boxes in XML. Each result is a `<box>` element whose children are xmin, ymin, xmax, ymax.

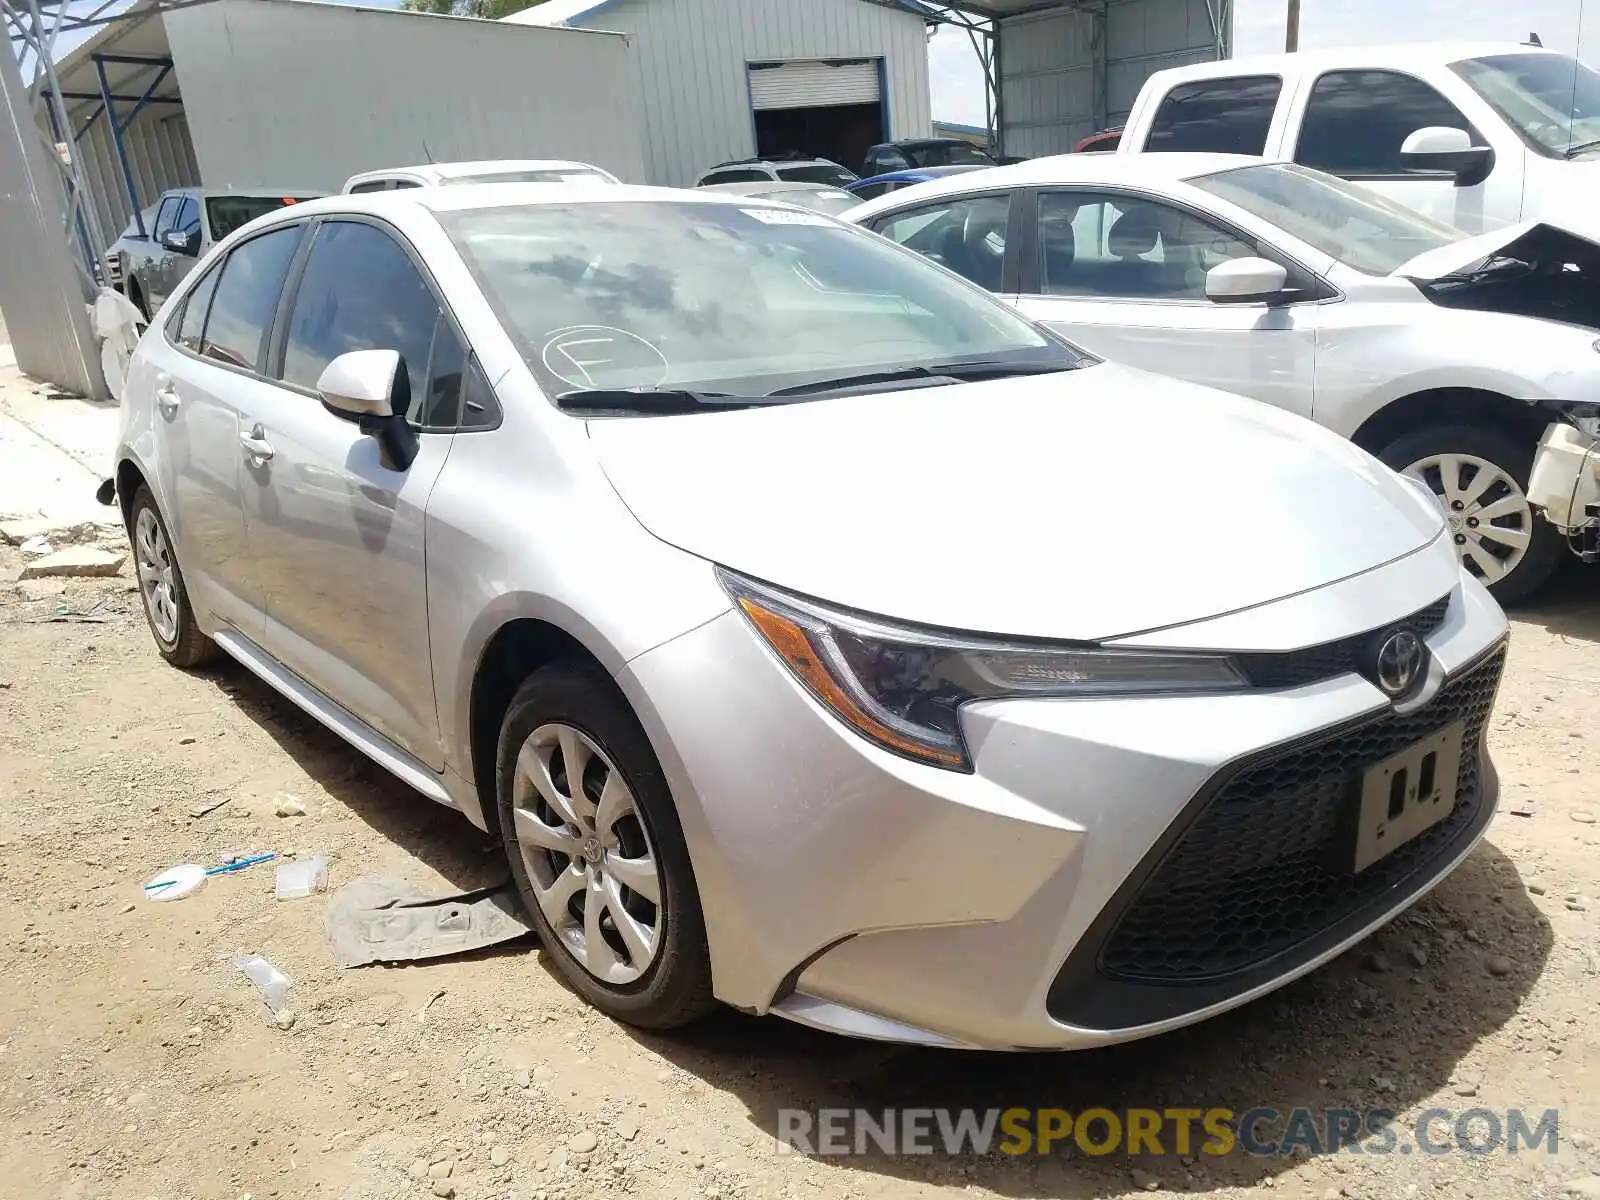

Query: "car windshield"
<box><xmin>751</xmin><ymin>188</ymin><xmax>859</xmax><ymax>215</ymax></box>
<box><xmin>206</xmin><ymin>195</ymin><xmax>307</xmax><ymax>241</ymax></box>
<box><xmin>908</xmin><ymin>142</ymin><xmax>995</xmax><ymax>167</ymax></box>
<box><xmin>449</xmin><ymin>169</ymin><xmax>614</xmax><ymax>185</ymax></box>
<box><xmin>1451</xmin><ymin>52</ymin><xmax>1600</xmax><ymax>157</ymax></box>
<box><xmin>775</xmin><ymin>163</ymin><xmax>858</xmax><ymax>186</ymax></box>
<box><xmin>441</xmin><ymin>200</ymin><xmax>1081</xmax><ymax>403</ymax></box>
<box><xmin>1187</xmin><ymin>162</ymin><xmax>1463</xmax><ymax>274</ymax></box>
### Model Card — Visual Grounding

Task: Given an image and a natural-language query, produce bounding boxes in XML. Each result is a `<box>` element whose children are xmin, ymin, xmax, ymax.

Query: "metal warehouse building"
<box><xmin>503</xmin><ymin>0</ymin><xmax>936</xmax><ymax>187</ymax></box>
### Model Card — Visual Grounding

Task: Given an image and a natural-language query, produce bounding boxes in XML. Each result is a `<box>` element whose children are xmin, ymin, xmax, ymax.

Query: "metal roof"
<box><xmin>509</xmin><ymin>0</ymin><xmax>940</xmax><ymax>28</ymax></box>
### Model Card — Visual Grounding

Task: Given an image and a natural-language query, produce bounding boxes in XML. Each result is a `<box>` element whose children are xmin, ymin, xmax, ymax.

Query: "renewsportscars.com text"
<box><xmin>776</xmin><ymin>1107</ymin><xmax>1561</xmax><ymax>1158</ymax></box>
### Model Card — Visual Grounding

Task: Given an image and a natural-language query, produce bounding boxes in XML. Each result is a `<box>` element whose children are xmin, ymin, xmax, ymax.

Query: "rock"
<box><xmin>1531</xmin><ymin>884</ymin><xmax>1548</xmax><ymax>896</ymax></box>
<box><xmin>430</xmin><ymin>1184</ymin><xmax>454</xmax><ymax>1199</ymax></box>
<box><xmin>616</xmin><ymin>1118</ymin><xmax>639</xmax><ymax>1142</ymax></box>
<box><xmin>1573</xmin><ymin>811</ymin><xmax>1598</xmax><ymax>825</ymax></box>
<box><xmin>1453</xmin><ymin>1081</ymin><xmax>1479</xmax><ymax>1097</ymax></box>
<box><xmin>1486</xmin><ymin>956</ymin><xmax>1515</xmax><ymax>977</ymax></box>
<box><xmin>655</xmin><ymin>1070</ymin><xmax>672</xmax><ymax>1083</ymax></box>
<box><xmin>1371</xmin><ymin>1074</ymin><xmax>1395</xmax><ymax>1092</ymax></box>
<box><xmin>1564</xmin><ymin>1178</ymin><xmax>1600</xmax><ymax>1198</ymax></box>
<box><xmin>273</xmin><ymin>794</ymin><xmax>307</xmax><ymax>818</ymax></box>
<box><xmin>1</xmin><ymin>517</ymin><xmax>91</xmax><ymax>546</ymax></box>
<box><xmin>570</xmin><ymin>1131</ymin><xmax>598</xmax><ymax>1154</ymax></box>
<box><xmin>513</xmin><ymin>1067</ymin><xmax>532</xmax><ymax>1089</ymax></box>
<box><xmin>15</xmin><ymin>578</ymin><xmax>66</xmax><ymax>600</ymax></box>
<box><xmin>1573</xmin><ymin>1133</ymin><xmax>1594</xmax><ymax>1151</ymax></box>
<box><xmin>1567</xmin><ymin>895</ymin><xmax>1592</xmax><ymax>912</ymax></box>
<box><xmin>491</xmin><ymin>1146</ymin><xmax>510</xmax><ymax>1167</ymax></box>
<box><xmin>19</xmin><ymin>535</ymin><xmax>54</xmax><ymax>558</ymax></box>
<box><xmin>1131</xmin><ymin>1167</ymin><xmax>1161</xmax><ymax>1191</ymax></box>
<box><xmin>20</xmin><ymin>546</ymin><xmax>125</xmax><ymax>579</ymax></box>
<box><xmin>1360</xmin><ymin>952</ymin><xmax>1389</xmax><ymax>973</ymax></box>
<box><xmin>533</xmin><ymin>1065</ymin><xmax>555</xmax><ymax>1084</ymax></box>
<box><xmin>408</xmin><ymin>1160</ymin><xmax>428</xmax><ymax>1180</ymax></box>
<box><xmin>1405</xmin><ymin>946</ymin><xmax>1428</xmax><ymax>969</ymax></box>
<box><xmin>1323</xmin><ymin>1189</ymin><xmax>1344</xmax><ymax>1200</ymax></box>
<box><xmin>274</xmin><ymin>1009</ymin><xmax>296</xmax><ymax>1030</ymax></box>
<box><xmin>428</xmin><ymin>1160</ymin><xmax>453</xmax><ymax>1180</ymax></box>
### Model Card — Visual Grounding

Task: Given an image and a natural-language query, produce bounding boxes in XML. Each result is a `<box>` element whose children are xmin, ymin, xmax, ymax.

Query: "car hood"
<box><xmin>1393</xmin><ymin>219</ymin><xmax>1600</xmax><ymax>281</ymax></box>
<box><xmin>588</xmin><ymin>364</ymin><xmax>1445</xmax><ymax>642</ymax></box>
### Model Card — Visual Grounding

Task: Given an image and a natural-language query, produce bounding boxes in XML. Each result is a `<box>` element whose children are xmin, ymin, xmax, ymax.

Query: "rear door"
<box><xmin>238</xmin><ymin>217</ymin><xmax>463</xmax><ymax>766</ymax></box>
<box><xmin>153</xmin><ymin>223</ymin><xmax>306</xmax><ymax>637</ymax></box>
<box><xmin>1010</xmin><ymin>188</ymin><xmax>1320</xmax><ymax>419</ymax></box>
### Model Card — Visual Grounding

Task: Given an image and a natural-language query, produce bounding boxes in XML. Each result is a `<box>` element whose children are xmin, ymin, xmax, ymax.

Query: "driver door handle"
<box><xmin>239</xmin><ymin>425</ymin><xmax>275</xmax><ymax>463</ymax></box>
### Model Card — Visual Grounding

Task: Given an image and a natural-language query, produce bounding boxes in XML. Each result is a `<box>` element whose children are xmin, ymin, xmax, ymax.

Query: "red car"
<box><xmin>1073</xmin><ymin>127</ymin><xmax>1123</xmax><ymax>153</ymax></box>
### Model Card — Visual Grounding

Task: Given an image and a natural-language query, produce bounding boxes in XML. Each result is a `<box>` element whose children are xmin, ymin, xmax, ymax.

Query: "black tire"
<box><xmin>1377</xmin><ymin>424</ymin><xmax>1563</xmax><ymax>605</ymax></box>
<box><xmin>127</xmin><ymin>280</ymin><xmax>149</xmax><ymax>322</ymax></box>
<box><xmin>495</xmin><ymin>663</ymin><xmax>715</xmax><ymax>1030</ymax></box>
<box><xmin>127</xmin><ymin>486</ymin><xmax>219</xmax><ymax>669</ymax></box>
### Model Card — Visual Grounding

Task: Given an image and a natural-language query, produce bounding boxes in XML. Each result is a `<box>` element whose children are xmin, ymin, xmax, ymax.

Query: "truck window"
<box><xmin>348</xmin><ymin>180</ymin><xmax>392</xmax><ymax>194</ymax></box>
<box><xmin>1144</xmin><ymin>76</ymin><xmax>1281</xmax><ymax>154</ymax></box>
<box><xmin>151</xmin><ymin>195</ymin><xmax>183</xmax><ymax>240</ymax></box>
<box><xmin>1295</xmin><ymin>70</ymin><xmax>1480</xmax><ymax>178</ymax></box>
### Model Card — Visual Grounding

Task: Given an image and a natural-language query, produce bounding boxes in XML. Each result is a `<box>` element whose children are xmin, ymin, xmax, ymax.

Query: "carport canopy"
<box><xmin>873</xmin><ymin>0</ymin><xmax>1232</xmax><ymax>158</ymax></box>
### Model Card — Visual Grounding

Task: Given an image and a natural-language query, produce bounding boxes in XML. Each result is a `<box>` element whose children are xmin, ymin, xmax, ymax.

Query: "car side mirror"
<box><xmin>1205</xmin><ymin>257</ymin><xmax>1289</xmax><ymax>305</ymax></box>
<box><xmin>1400</xmin><ymin>127</ymin><xmax>1494</xmax><ymax>186</ymax></box>
<box><xmin>161</xmin><ymin>228</ymin><xmax>200</xmax><ymax>256</ymax></box>
<box><xmin>316</xmin><ymin>349</ymin><xmax>418</xmax><ymax>470</ymax></box>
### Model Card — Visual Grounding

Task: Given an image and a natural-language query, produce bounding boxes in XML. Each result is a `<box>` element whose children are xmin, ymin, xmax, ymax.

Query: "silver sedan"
<box><xmin>111</xmin><ymin>184</ymin><xmax>1508</xmax><ymax>1050</ymax></box>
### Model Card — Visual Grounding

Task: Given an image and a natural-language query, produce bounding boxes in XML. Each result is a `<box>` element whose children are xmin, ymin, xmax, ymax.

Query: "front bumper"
<box><xmin>618</xmin><ymin>545</ymin><xmax>1508</xmax><ymax>1051</ymax></box>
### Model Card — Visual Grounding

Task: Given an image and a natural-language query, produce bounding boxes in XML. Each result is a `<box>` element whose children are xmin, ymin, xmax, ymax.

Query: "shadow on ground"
<box><xmin>202</xmin><ymin>655</ymin><xmax>1553</xmax><ymax>1197</ymax></box>
<box><xmin>1513</xmin><ymin>557</ymin><xmax>1599</xmax><ymax>645</ymax></box>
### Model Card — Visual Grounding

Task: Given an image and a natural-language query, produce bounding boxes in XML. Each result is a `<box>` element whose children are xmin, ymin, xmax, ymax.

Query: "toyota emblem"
<box><xmin>1374</xmin><ymin>629</ymin><xmax>1424</xmax><ymax>697</ymax></box>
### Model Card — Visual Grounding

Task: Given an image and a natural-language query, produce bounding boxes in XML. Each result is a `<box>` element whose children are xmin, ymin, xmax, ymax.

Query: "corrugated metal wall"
<box><xmin>69</xmin><ymin>109</ymin><xmax>199</xmax><ymax>249</ymax></box>
<box><xmin>999</xmin><ymin>0</ymin><xmax>1225</xmax><ymax>158</ymax></box>
<box><xmin>162</xmin><ymin>0</ymin><xmax>647</xmax><ymax>192</ymax></box>
<box><xmin>0</xmin><ymin>47</ymin><xmax>103</xmax><ymax>397</ymax></box>
<box><xmin>554</xmin><ymin>0</ymin><xmax>933</xmax><ymax>187</ymax></box>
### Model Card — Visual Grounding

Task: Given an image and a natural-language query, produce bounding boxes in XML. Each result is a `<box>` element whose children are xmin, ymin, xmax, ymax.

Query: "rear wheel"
<box><xmin>128</xmin><ymin>486</ymin><xmax>218</xmax><ymax>668</ymax></box>
<box><xmin>1378</xmin><ymin>424</ymin><xmax>1562</xmax><ymax>604</ymax></box>
<box><xmin>495</xmin><ymin>664</ymin><xmax>714</xmax><ymax>1029</ymax></box>
<box><xmin>127</xmin><ymin>279</ymin><xmax>149</xmax><ymax>322</ymax></box>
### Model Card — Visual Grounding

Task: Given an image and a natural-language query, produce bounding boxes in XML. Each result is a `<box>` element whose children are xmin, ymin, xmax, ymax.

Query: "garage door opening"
<box><xmin>748</xmin><ymin>58</ymin><xmax>884</xmax><ymax>177</ymax></box>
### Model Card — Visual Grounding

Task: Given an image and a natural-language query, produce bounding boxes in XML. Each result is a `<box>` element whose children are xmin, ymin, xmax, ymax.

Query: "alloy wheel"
<box><xmin>511</xmin><ymin>721</ymin><xmax>664</xmax><ymax>985</ymax></box>
<box><xmin>1403</xmin><ymin>452</ymin><xmax>1533</xmax><ymax>586</ymax></box>
<box><xmin>134</xmin><ymin>506</ymin><xmax>180</xmax><ymax>645</ymax></box>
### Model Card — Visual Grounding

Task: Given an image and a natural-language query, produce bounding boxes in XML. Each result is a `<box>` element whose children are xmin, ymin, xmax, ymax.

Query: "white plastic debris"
<box><xmin>19</xmin><ymin>536</ymin><xmax>54</xmax><ymax>559</ymax></box>
<box><xmin>273</xmin><ymin>793</ymin><xmax>307</xmax><ymax>818</ymax></box>
<box><xmin>275</xmin><ymin>855</ymin><xmax>330</xmax><ymax>900</ymax></box>
<box><xmin>92</xmin><ymin>287</ymin><xmax>146</xmax><ymax>402</ymax></box>
<box><xmin>233</xmin><ymin>953</ymin><xmax>292</xmax><ymax>1015</ymax></box>
<box><xmin>144</xmin><ymin>863</ymin><xmax>206</xmax><ymax>902</ymax></box>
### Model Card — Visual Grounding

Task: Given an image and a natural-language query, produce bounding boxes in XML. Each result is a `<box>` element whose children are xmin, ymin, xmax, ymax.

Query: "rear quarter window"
<box><xmin>1145</xmin><ymin>75</ymin><xmax>1283</xmax><ymax>154</ymax></box>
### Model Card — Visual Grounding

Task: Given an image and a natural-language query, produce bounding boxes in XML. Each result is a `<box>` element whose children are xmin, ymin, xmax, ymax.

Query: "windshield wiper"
<box><xmin>765</xmin><ymin>359</ymin><xmax>1075</xmax><ymax>398</ymax></box>
<box><xmin>554</xmin><ymin>388</ymin><xmax>772</xmax><ymax>415</ymax></box>
<box><xmin>1565</xmin><ymin>137</ymin><xmax>1600</xmax><ymax>158</ymax></box>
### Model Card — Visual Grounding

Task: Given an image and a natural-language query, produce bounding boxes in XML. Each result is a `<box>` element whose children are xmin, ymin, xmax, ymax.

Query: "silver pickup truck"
<box><xmin>114</xmin><ymin>188</ymin><xmax>322</xmax><ymax>319</ymax></box>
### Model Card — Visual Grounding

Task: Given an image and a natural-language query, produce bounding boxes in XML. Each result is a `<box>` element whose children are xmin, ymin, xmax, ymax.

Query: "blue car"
<box><xmin>844</xmin><ymin>164</ymin><xmax>990</xmax><ymax>201</ymax></box>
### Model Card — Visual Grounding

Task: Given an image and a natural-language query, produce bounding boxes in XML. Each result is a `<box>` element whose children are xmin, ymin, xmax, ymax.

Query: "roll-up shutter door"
<box><xmin>748</xmin><ymin>59</ymin><xmax>880</xmax><ymax>110</ymax></box>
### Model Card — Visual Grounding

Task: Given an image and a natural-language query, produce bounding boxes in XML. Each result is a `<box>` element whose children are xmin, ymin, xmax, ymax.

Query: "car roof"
<box><xmin>855</xmin><ymin>164</ymin><xmax>988</xmax><ymax>185</ymax></box>
<box><xmin>843</xmin><ymin>151</ymin><xmax>1256</xmax><ymax>212</ymax></box>
<box><xmin>701</xmin><ymin>181</ymin><xmax>853</xmax><ymax>197</ymax></box>
<box><xmin>165</xmin><ymin>187</ymin><xmax>324</xmax><ymax>200</ymax></box>
<box><xmin>706</xmin><ymin>157</ymin><xmax>836</xmax><ymax>170</ymax></box>
<box><xmin>1151</xmin><ymin>40</ymin><xmax>1560</xmax><ymax>80</ymax></box>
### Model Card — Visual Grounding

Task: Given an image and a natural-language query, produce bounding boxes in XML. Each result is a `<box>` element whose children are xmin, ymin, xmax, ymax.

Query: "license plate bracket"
<box><xmin>1352</xmin><ymin>720</ymin><xmax>1465</xmax><ymax>873</ymax></box>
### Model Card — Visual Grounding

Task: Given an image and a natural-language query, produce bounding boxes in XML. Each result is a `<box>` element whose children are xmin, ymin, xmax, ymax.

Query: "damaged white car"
<box><xmin>1528</xmin><ymin>405</ymin><xmax>1600</xmax><ymax>563</ymax></box>
<box><xmin>847</xmin><ymin>156</ymin><xmax>1600</xmax><ymax>601</ymax></box>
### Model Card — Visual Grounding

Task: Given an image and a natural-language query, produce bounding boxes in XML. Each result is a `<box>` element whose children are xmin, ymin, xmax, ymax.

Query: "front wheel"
<box><xmin>1378</xmin><ymin>425</ymin><xmax>1562</xmax><ymax>605</ymax></box>
<box><xmin>495</xmin><ymin>664</ymin><xmax>715</xmax><ymax>1030</ymax></box>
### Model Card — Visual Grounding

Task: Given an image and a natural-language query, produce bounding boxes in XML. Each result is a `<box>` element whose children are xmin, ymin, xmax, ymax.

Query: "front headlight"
<box><xmin>719</xmin><ymin>570</ymin><xmax>1247</xmax><ymax>772</ymax></box>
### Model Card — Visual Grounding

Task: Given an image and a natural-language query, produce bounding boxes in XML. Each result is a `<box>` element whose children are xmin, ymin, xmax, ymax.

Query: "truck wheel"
<box><xmin>127</xmin><ymin>280</ymin><xmax>149</xmax><ymax>322</ymax></box>
<box><xmin>1378</xmin><ymin>424</ymin><xmax>1563</xmax><ymax>604</ymax></box>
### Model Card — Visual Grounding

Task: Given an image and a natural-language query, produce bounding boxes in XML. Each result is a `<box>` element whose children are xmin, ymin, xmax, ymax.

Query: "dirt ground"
<box><xmin>1</xmin><ymin>542</ymin><xmax>1598</xmax><ymax>1200</ymax></box>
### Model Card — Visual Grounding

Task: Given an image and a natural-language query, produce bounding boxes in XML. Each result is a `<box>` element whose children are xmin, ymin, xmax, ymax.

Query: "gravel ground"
<box><xmin>1</xmin><ymin>540</ymin><xmax>1598</xmax><ymax>1200</ymax></box>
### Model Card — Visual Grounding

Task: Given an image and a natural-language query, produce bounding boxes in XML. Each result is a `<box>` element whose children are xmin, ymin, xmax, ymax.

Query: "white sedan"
<box><xmin>845</xmin><ymin>153</ymin><xmax>1600</xmax><ymax>601</ymax></box>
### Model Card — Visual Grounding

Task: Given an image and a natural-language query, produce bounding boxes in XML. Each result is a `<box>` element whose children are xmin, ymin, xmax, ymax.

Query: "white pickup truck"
<box><xmin>1117</xmin><ymin>41</ymin><xmax>1600</xmax><ymax>236</ymax></box>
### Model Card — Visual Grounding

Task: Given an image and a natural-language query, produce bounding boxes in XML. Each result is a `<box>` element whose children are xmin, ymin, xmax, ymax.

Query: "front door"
<box><xmin>1009</xmin><ymin>190</ymin><xmax>1319</xmax><ymax>420</ymax></box>
<box><xmin>238</xmin><ymin>218</ymin><xmax>463</xmax><ymax>767</ymax></box>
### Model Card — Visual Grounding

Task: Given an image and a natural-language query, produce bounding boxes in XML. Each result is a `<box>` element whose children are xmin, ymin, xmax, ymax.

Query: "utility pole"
<box><xmin>1285</xmin><ymin>0</ymin><xmax>1300</xmax><ymax>51</ymax></box>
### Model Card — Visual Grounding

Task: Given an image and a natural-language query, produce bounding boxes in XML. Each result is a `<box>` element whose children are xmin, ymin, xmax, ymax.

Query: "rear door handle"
<box><xmin>154</xmin><ymin>377</ymin><xmax>180</xmax><ymax>417</ymax></box>
<box><xmin>239</xmin><ymin>426</ymin><xmax>275</xmax><ymax>463</ymax></box>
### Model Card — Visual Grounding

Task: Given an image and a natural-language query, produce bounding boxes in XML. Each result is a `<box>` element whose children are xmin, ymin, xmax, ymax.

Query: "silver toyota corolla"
<box><xmin>111</xmin><ymin>184</ymin><xmax>1509</xmax><ymax>1050</ymax></box>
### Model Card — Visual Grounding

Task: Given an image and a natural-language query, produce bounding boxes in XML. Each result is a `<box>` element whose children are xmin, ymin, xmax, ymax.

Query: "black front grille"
<box><xmin>1235</xmin><ymin>595</ymin><xmax>1452</xmax><ymax>690</ymax></box>
<box><xmin>1096</xmin><ymin>644</ymin><xmax>1503</xmax><ymax>986</ymax></box>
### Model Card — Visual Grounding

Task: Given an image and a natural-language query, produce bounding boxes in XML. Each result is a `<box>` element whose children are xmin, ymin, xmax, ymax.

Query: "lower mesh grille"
<box><xmin>1096</xmin><ymin>645</ymin><xmax>1505</xmax><ymax>985</ymax></box>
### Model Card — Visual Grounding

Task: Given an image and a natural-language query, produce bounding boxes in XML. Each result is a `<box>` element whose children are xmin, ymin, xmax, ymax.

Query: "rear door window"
<box><xmin>170</xmin><ymin>262</ymin><xmax>222</xmax><ymax>351</ymax></box>
<box><xmin>870</xmin><ymin>193</ymin><xmax>1012</xmax><ymax>292</ymax></box>
<box><xmin>1144</xmin><ymin>75</ymin><xmax>1283</xmax><ymax>154</ymax></box>
<box><xmin>199</xmin><ymin>226</ymin><xmax>302</xmax><ymax>371</ymax></box>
